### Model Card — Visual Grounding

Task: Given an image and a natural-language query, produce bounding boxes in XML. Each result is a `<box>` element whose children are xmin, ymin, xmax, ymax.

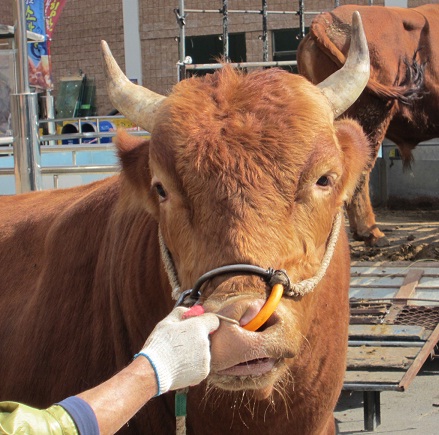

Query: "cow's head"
<box><xmin>103</xmin><ymin>13</ymin><xmax>371</xmax><ymax>399</ymax></box>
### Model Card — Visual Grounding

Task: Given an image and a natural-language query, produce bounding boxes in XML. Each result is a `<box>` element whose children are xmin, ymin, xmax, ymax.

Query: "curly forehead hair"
<box><xmin>151</xmin><ymin>66</ymin><xmax>334</xmax><ymax>193</ymax></box>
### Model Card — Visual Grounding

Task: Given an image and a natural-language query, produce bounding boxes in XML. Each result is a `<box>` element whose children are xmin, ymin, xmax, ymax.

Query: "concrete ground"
<box><xmin>334</xmin><ymin>356</ymin><xmax>439</xmax><ymax>434</ymax></box>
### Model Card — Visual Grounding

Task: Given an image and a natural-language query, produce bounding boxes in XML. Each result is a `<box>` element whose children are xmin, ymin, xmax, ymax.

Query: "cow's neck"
<box><xmin>95</xmin><ymin>206</ymin><xmax>174</xmax><ymax>369</ymax></box>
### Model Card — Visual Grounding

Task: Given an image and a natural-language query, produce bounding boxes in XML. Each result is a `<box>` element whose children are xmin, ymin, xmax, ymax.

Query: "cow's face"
<box><xmin>106</xmin><ymin>11</ymin><xmax>371</xmax><ymax>399</ymax></box>
<box><xmin>116</xmin><ymin>66</ymin><xmax>371</xmax><ymax>396</ymax></box>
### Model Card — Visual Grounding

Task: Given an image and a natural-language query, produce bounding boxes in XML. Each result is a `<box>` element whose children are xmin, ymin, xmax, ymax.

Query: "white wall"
<box><xmin>384</xmin><ymin>0</ymin><xmax>408</xmax><ymax>7</ymax></box>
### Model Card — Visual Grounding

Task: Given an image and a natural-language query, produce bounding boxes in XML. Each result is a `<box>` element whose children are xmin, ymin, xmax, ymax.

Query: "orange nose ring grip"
<box><xmin>242</xmin><ymin>283</ymin><xmax>284</xmax><ymax>331</ymax></box>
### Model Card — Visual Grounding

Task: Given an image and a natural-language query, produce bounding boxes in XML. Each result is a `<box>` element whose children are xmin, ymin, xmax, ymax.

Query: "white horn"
<box><xmin>317</xmin><ymin>11</ymin><xmax>370</xmax><ymax>118</ymax></box>
<box><xmin>101</xmin><ymin>40</ymin><xmax>166</xmax><ymax>132</ymax></box>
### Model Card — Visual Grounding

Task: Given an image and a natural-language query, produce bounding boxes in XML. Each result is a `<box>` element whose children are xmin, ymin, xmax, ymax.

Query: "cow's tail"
<box><xmin>367</xmin><ymin>50</ymin><xmax>427</xmax><ymax>105</ymax></box>
<box><xmin>308</xmin><ymin>17</ymin><xmax>427</xmax><ymax>104</ymax></box>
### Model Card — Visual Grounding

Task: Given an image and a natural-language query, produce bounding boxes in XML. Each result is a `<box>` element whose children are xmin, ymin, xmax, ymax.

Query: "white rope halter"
<box><xmin>159</xmin><ymin>210</ymin><xmax>343</xmax><ymax>301</ymax></box>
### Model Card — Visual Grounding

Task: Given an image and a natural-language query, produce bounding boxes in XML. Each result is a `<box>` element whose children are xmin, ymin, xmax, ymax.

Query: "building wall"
<box><xmin>1</xmin><ymin>0</ymin><xmax>432</xmax><ymax>115</ymax></box>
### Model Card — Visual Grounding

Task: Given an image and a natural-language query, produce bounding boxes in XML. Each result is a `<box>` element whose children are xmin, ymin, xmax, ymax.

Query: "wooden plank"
<box><xmin>394</xmin><ymin>269</ymin><xmax>424</xmax><ymax>300</ymax></box>
<box><xmin>385</xmin><ymin>269</ymin><xmax>424</xmax><ymax>323</ymax></box>
<box><xmin>344</xmin><ymin>370</ymin><xmax>404</xmax><ymax>385</ymax></box>
<box><xmin>398</xmin><ymin>322</ymin><xmax>439</xmax><ymax>391</ymax></box>
<box><xmin>349</xmin><ymin>324</ymin><xmax>428</xmax><ymax>341</ymax></box>
<box><xmin>347</xmin><ymin>346</ymin><xmax>420</xmax><ymax>369</ymax></box>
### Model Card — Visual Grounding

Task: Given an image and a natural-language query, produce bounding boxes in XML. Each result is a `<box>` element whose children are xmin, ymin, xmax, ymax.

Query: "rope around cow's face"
<box><xmin>158</xmin><ymin>210</ymin><xmax>343</xmax><ymax>331</ymax></box>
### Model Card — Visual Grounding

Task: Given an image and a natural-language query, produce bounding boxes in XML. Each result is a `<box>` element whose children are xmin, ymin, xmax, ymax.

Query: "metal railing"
<box><xmin>38</xmin><ymin>115</ymin><xmax>150</xmax><ymax>146</ymax></box>
<box><xmin>175</xmin><ymin>0</ymin><xmax>375</xmax><ymax>80</ymax></box>
<box><xmin>0</xmin><ymin>115</ymin><xmax>150</xmax><ymax>192</ymax></box>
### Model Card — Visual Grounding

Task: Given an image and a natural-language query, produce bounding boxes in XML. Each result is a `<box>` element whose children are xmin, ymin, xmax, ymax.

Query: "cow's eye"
<box><xmin>316</xmin><ymin>175</ymin><xmax>330</xmax><ymax>187</ymax></box>
<box><xmin>154</xmin><ymin>183</ymin><xmax>167</xmax><ymax>200</ymax></box>
<box><xmin>316</xmin><ymin>174</ymin><xmax>335</xmax><ymax>189</ymax></box>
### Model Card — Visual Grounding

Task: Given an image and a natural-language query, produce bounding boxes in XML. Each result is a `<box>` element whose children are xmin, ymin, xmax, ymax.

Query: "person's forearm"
<box><xmin>77</xmin><ymin>357</ymin><xmax>157</xmax><ymax>435</ymax></box>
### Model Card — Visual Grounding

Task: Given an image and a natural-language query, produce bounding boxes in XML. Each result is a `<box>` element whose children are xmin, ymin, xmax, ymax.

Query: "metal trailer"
<box><xmin>345</xmin><ymin>261</ymin><xmax>439</xmax><ymax>431</ymax></box>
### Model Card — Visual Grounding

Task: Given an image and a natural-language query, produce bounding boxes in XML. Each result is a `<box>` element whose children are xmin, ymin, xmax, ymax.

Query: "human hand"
<box><xmin>135</xmin><ymin>307</ymin><xmax>220</xmax><ymax>395</ymax></box>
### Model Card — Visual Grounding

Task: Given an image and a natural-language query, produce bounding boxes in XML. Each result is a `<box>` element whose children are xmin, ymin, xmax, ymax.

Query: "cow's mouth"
<box><xmin>216</xmin><ymin>357</ymin><xmax>277</xmax><ymax>376</ymax></box>
<box><xmin>210</xmin><ymin>357</ymin><xmax>285</xmax><ymax>398</ymax></box>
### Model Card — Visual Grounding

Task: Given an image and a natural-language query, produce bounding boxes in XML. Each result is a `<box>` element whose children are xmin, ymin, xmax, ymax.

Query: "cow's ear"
<box><xmin>335</xmin><ymin>119</ymin><xmax>373</xmax><ymax>201</ymax></box>
<box><xmin>115</xmin><ymin>130</ymin><xmax>158</xmax><ymax>214</ymax></box>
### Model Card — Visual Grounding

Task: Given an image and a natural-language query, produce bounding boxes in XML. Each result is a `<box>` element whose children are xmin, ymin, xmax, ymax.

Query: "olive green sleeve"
<box><xmin>0</xmin><ymin>401</ymin><xmax>79</xmax><ymax>434</ymax></box>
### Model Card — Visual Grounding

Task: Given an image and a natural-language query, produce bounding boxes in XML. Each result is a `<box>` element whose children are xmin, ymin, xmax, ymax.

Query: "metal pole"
<box><xmin>261</xmin><ymin>0</ymin><xmax>268</xmax><ymax>62</ymax></box>
<box><xmin>11</xmin><ymin>0</ymin><xmax>42</xmax><ymax>193</ymax></box>
<box><xmin>175</xmin><ymin>0</ymin><xmax>186</xmax><ymax>81</ymax></box>
<box><xmin>40</xmin><ymin>90</ymin><xmax>56</xmax><ymax>146</ymax></box>
<box><xmin>298</xmin><ymin>0</ymin><xmax>305</xmax><ymax>39</ymax></box>
<box><xmin>222</xmin><ymin>0</ymin><xmax>229</xmax><ymax>61</ymax></box>
<box><xmin>13</xmin><ymin>0</ymin><xmax>29</xmax><ymax>94</ymax></box>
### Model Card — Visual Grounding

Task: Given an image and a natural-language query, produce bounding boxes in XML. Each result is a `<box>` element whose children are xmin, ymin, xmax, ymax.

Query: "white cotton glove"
<box><xmin>135</xmin><ymin>307</ymin><xmax>220</xmax><ymax>396</ymax></box>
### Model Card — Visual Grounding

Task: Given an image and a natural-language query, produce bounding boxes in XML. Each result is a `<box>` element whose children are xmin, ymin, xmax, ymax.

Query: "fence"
<box><xmin>0</xmin><ymin>115</ymin><xmax>149</xmax><ymax>194</ymax></box>
<box><xmin>175</xmin><ymin>0</ymin><xmax>375</xmax><ymax>80</ymax></box>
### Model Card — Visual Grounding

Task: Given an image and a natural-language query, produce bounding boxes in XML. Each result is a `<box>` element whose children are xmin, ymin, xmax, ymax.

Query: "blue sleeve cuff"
<box><xmin>57</xmin><ymin>396</ymin><xmax>99</xmax><ymax>435</ymax></box>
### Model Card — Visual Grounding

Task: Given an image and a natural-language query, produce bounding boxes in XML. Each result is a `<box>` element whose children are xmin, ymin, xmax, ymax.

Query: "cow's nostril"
<box><xmin>239</xmin><ymin>298</ymin><xmax>280</xmax><ymax>332</ymax></box>
<box><xmin>239</xmin><ymin>299</ymin><xmax>265</xmax><ymax>327</ymax></box>
<box><xmin>242</xmin><ymin>284</ymin><xmax>284</xmax><ymax>331</ymax></box>
<box><xmin>254</xmin><ymin>311</ymin><xmax>278</xmax><ymax>332</ymax></box>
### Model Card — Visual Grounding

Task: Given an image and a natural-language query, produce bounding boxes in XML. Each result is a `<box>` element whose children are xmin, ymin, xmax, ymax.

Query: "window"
<box><xmin>184</xmin><ymin>33</ymin><xmax>246</xmax><ymax>77</ymax></box>
<box><xmin>272</xmin><ymin>28</ymin><xmax>308</xmax><ymax>73</ymax></box>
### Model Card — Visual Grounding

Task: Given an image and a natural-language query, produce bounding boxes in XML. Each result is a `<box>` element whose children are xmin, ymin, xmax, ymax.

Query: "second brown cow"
<box><xmin>298</xmin><ymin>4</ymin><xmax>439</xmax><ymax>246</ymax></box>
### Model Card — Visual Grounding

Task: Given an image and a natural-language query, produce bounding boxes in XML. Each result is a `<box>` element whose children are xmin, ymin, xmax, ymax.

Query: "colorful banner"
<box><xmin>45</xmin><ymin>0</ymin><xmax>68</xmax><ymax>50</ymax></box>
<box><xmin>26</xmin><ymin>0</ymin><xmax>51</xmax><ymax>89</ymax></box>
<box><xmin>25</xmin><ymin>0</ymin><xmax>67</xmax><ymax>89</ymax></box>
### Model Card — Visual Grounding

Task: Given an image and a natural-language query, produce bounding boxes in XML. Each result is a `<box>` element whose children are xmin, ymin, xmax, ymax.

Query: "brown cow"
<box><xmin>0</xmin><ymin>13</ymin><xmax>371</xmax><ymax>435</ymax></box>
<box><xmin>297</xmin><ymin>4</ymin><xmax>439</xmax><ymax>246</ymax></box>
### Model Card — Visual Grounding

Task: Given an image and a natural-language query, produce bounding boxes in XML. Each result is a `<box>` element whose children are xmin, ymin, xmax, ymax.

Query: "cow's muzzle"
<box><xmin>160</xmin><ymin>211</ymin><xmax>342</xmax><ymax>330</ymax></box>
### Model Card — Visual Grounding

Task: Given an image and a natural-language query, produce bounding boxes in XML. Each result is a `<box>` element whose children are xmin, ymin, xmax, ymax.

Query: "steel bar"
<box><xmin>364</xmin><ymin>391</ymin><xmax>381</xmax><ymax>431</ymax></box>
<box><xmin>342</xmin><ymin>383</ymin><xmax>402</xmax><ymax>392</ymax></box>
<box><xmin>11</xmin><ymin>93</ymin><xmax>42</xmax><ymax>192</ymax></box>
<box><xmin>38</xmin><ymin>115</ymin><xmax>135</xmax><ymax>124</ymax></box>
<box><xmin>348</xmin><ymin>340</ymin><xmax>424</xmax><ymax>347</ymax></box>
<box><xmin>0</xmin><ymin>165</ymin><xmax>119</xmax><ymax>176</ymax></box>
<box><xmin>176</xmin><ymin>0</ymin><xmax>186</xmax><ymax>82</ymax></box>
<box><xmin>0</xmin><ymin>24</ymin><xmax>45</xmax><ymax>42</ymax></box>
<box><xmin>222</xmin><ymin>0</ymin><xmax>229</xmax><ymax>61</ymax></box>
<box><xmin>184</xmin><ymin>9</ymin><xmax>296</xmax><ymax>14</ymax></box>
<box><xmin>0</xmin><ymin>137</ymin><xmax>13</xmax><ymax>146</ymax></box>
<box><xmin>184</xmin><ymin>60</ymin><xmax>297</xmax><ymax>70</ymax></box>
<box><xmin>13</xmin><ymin>0</ymin><xmax>30</xmax><ymax>94</ymax></box>
<box><xmin>298</xmin><ymin>0</ymin><xmax>305</xmax><ymax>39</ymax></box>
<box><xmin>261</xmin><ymin>0</ymin><xmax>268</xmax><ymax>62</ymax></box>
<box><xmin>11</xmin><ymin>0</ymin><xmax>43</xmax><ymax>193</ymax></box>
